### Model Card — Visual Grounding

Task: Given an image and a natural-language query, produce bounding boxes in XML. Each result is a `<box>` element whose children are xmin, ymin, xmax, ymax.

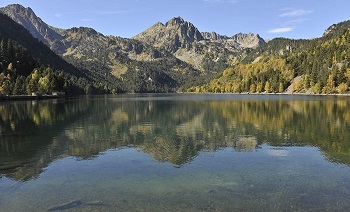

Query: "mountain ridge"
<box><xmin>0</xmin><ymin>4</ymin><xmax>266</xmax><ymax>74</ymax></box>
<box><xmin>0</xmin><ymin>4</ymin><xmax>67</xmax><ymax>53</ymax></box>
<box><xmin>1</xmin><ymin>4</ymin><xmax>349</xmax><ymax>95</ymax></box>
<box><xmin>132</xmin><ymin>16</ymin><xmax>266</xmax><ymax>71</ymax></box>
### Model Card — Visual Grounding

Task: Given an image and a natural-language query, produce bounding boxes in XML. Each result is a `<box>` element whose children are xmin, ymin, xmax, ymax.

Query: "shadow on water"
<box><xmin>1</xmin><ymin>94</ymin><xmax>350</xmax><ymax>181</ymax></box>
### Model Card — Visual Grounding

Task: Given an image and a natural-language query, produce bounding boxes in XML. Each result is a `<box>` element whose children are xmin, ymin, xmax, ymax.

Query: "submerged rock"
<box><xmin>48</xmin><ymin>200</ymin><xmax>82</xmax><ymax>211</ymax></box>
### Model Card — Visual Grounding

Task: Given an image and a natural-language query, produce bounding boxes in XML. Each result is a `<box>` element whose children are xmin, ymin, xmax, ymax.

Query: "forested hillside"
<box><xmin>0</xmin><ymin>13</ymin><xmax>107</xmax><ymax>95</ymax></box>
<box><xmin>189</xmin><ymin>21</ymin><xmax>350</xmax><ymax>94</ymax></box>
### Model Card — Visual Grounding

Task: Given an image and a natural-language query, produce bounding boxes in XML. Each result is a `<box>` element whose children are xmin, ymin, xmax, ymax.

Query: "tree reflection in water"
<box><xmin>1</xmin><ymin>94</ymin><xmax>350</xmax><ymax>181</ymax></box>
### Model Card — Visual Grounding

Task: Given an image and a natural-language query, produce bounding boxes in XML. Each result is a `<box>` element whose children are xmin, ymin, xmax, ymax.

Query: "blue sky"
<box><xmin>1</xmin><ymin>0</ymin><xmax>349</xmax><ymax>40</ymax></box>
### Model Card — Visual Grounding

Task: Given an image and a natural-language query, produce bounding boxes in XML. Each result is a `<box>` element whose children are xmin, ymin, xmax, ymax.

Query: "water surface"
<box><xmin>1</xmin><ymin>94</ymin><xmax>350</xmax><ymax>211</ymax></box>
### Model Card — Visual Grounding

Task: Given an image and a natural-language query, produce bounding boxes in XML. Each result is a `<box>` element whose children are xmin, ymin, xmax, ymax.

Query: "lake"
<box><xmin>1</xmin><ymin>93</ymin><xmax>350</xmax><ymax>211</ymax></box>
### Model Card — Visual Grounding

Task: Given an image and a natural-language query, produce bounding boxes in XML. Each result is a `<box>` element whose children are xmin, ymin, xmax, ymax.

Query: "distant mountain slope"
<box><xmin>202</xmin><ymin>32</ymin><xmax>266</xmax><ymax>49</ymax></box>
<box><xmin>133</xmin><ymin>17</ymin><xmax>266</xmax><ymax>72</ymax></box>
<box><xmin>242</xmin><ymin>20</ymin><xmax>350</xmax><ymax>64</ymax></box>
<box><xmin>189</xmin><ymin>21</ymin><xmax>350</xmax><ymax>94</ymax></box>
<box><xmin>0</xmin><ymin>13</ymin><xmax>114</xmax><ymax>94</ymax></box>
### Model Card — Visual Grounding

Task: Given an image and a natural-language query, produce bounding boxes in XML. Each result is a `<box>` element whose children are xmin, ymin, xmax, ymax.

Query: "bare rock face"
<box><xmin>133</xmin><ymin>17</ymin><xmax>266</xmax><ymax>71</ymax></box>
<box><xmin>0</xmin><ymin>4</ymin><xmax>47</xmax><ymax>41</ymax></box>
<box><xmin>231</xmin><ymin>33</ymin><xmax>266</xmax><ymax>49</ymax></box>
<box><xmin>133</xmin><ymin>17</ymin><xmax>204</xmax><ymax>53</ymax></box>
<box><xmin>0</xmin><ymin>4</ymin><xmax>67</xmax><ymax>54</ymax></box>
<box><xmin>202</xmin><ymin>32</ymin><xmax>229</xmax><ymax>40</ymax></box>
<box><xmin>202</xmin><ymin>31</ymin><xmax>266</xmax><ymax>49</ymax></box>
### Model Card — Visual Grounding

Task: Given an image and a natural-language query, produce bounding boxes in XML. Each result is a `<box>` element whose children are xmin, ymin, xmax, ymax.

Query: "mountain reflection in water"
<box><xmin>1</xmin><ymin>94</ymin><xmax>350</xmax><ymax>181</ymax></box>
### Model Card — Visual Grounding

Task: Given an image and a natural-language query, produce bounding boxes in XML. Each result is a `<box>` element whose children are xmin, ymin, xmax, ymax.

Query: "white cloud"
<box><xmin>279</xmin><ymin>9</ymin><xmax>313</xmax><ymax>17</ymax></box>
<box><xmin>268</xmin><ymin>27</ymin><xmax>293</xmax><ymax>33</ymax></box>
<box><xmin>55</xmin><ymin>13</ymin><xmax>63</xmax><ymax>18</ymax></box>
<box><xmin>267</xmin><ymin>8</ymin><xmax>312</xmax><ymax>35</ymax></box>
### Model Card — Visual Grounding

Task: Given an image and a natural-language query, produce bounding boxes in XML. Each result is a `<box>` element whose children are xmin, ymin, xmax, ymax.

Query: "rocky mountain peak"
<box><xmin>1</xmin><ymin>4</ymin><xmax>31</xmax><ymax>14</ymax></box>
<box><xmin>3</xmin><ymin>4</ymin><xmax>21</xmax><ymax>12</ymax></box>
<box><xmin>201</xmin><ymin>31</ymin><xmax>266</xmax><ymax>49</ymax></box>
<box><xmin>133</xmin><ymin>17</ymin><xmax>203</xmax><ymax>53</ymax></box>
<box><xmin>165</xmin><ymin>17</ymin><xmax>185</xmax><ymax>27</ymax></box>
<box><xmin>0</xmin><ymin>4</ymin><xmax>66</xmax><ymax>53</ymax></box>
<box><xmin>231</xmin><ymin>32</ymin><xmax>266</xmax><ymax>48</ymax></box>
<box><xmin>165</xmin><ymin>16</ymin><xmax>203</xmax><ymax>41</ymax></box>
<box><xmin>153</xmin><ymin>21</ymin><xmax>165</xmax><ymax>27</ymax></box>
<box><xmin>0</xmin><ymin>4</ymin><xmax>40</xmax><ymax>28</ymax></box>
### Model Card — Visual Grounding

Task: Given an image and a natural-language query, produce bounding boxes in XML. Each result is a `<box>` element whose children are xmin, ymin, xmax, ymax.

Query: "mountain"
<box><xmin>242</xmin><ymin>20</ymin><xmax>350</xmax><ymax>65</ymax></box>
<box><xmin>0</xmin><ymin>4</ymin><xmax>266</xmax><ymax>87</ymax></box>
<box><xmin>132</xmin><ymin>17</ymin><xmax>265</xmax><ymax>52</ymax></box>
<box><xmin>1</xmin><ymin>5</ymin><xmax>208</xmax><ymax>92</ymax></box>
<box><xmin>0</xmin><ymin>13</ymin><xmax>109</xmax><ymax>94</ymax></box>
<box><xmin>202</xmin><ymin>32</ymin><xmax>265</xmax><ymax>49</ymax></box>
<box><xmin>133</xmin><ymin>17</ymin><xmax>266</xmax><ymax>72</ymax></box>
<box><xmin>133</xmin><ymin>17</ymin><xmax>204</xmax><ymax>53</ymax></box>
<box><xmin>0</xmin><ymin>4</ymin><xmax>66</xmax><ymax>54</ymax></box>
<box><xmin>3</xmin><ymin>4</ymin><xmax>348</xmax><ymax>95</ymax></box>
<box><xmin>189</xmin><ymin>21</ymin><xmax>350</xmax><ymax>94</ymax></box>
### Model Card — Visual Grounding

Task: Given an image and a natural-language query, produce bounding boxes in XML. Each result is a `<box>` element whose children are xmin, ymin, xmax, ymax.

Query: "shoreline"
<box><xmin>181</xmin><ymin>92</ymin><xmax>350</xmax><ymax>97</ymax></box>
<box><xmin>1</xmin><ymin>92</ymin><xmax>350</xmax><ymax>102</ymax></box>
<box><xmin>0</xmin><ymin>95</ymin><xmax>65</xmax><ymax>101</ymax></box>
